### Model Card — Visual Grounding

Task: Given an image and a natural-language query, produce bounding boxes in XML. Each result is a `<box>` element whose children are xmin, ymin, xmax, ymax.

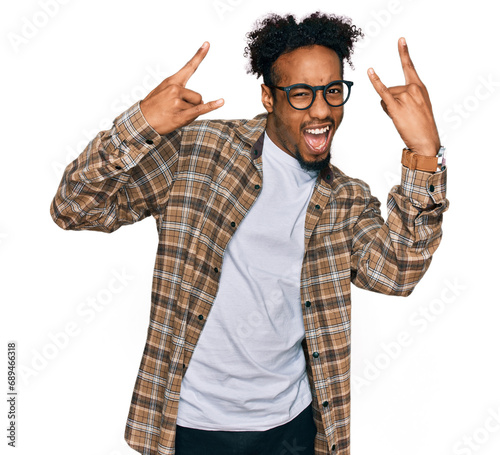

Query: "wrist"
<box><xmin>409</xmin><ymin>142</ymin><xmax>440</xmax><ymax>157</ymax></box>
<box><xmin>401</xmin><ymin>146</ymin><xmax>446</xmax><ymax>172</ymax></box>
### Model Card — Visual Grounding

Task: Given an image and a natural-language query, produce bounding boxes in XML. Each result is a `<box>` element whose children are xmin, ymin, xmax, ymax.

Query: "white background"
<box><xmin>2</xmin><ymin>0</ymin><xmax>499</xmax><ymax>454</ymax></box>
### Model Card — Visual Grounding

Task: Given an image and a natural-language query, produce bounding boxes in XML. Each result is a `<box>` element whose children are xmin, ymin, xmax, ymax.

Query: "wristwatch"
<box><xmin>401</xmin><ymin>146</ymin><xmax>446</xmax><ymax>172</ymax></box>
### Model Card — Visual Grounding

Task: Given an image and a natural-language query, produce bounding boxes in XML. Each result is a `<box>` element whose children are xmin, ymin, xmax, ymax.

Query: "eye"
<box><xmin>289</xmin><ymin>86</ymin><xmax>313</xmax><ymax>98</ymax></box>
<box><xmin>326</xmin><ymin>85</ymin><xmax>342</xmax><ymax>95</ymax></box>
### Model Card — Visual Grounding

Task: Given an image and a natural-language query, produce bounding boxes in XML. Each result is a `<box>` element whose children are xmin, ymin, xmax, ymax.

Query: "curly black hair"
<box><xmin>244</xmin><ymin>11</ymin><xmax>363</xmax><ymax>87</ymax></box>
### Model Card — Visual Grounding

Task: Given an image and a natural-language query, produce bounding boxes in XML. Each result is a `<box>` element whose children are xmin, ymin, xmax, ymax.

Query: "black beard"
<box><xmin>294</xmin><ymin>149</ymin><xmax>331</xmax><ymax>172</ymax></box>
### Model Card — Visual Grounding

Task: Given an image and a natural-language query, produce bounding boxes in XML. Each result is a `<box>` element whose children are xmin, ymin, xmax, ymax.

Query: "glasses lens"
<box><xmin>287</xmin><ymin>82</ymin><xmax>351</xmax><ymax>109</ymax></box>
<box><xmin>288</xmin><ymin>85</ymin><xmax>314</xmax><ymax>109</ymax></box>
<box><xmin>325</xmin><ymin>81</ymin><xmax>350</xmax><ymax>107</ymax></box>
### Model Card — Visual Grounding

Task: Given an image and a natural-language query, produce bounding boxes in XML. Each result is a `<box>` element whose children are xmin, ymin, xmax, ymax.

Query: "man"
<box><xmin>50</xmin><ymin>12</ymin><xmax>448</xmax><ymax>455</ymax></box>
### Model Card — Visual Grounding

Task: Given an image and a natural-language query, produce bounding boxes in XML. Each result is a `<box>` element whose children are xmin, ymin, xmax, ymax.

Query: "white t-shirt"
<box><xmin>176</xmin><ymin>131</ymin><xmax>318</xmax><ymax>431</ymax></box>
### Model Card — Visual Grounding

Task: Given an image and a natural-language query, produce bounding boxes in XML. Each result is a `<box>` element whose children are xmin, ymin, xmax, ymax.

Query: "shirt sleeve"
<box><xmin>50</xmin><ymin>101</ymin><xmax>180</xmax><ymax>233</ymax></box>
<box><xmin>351</xmin><ymin>165</ymin><xmax>449</xmax><ymax>296</ymax></box>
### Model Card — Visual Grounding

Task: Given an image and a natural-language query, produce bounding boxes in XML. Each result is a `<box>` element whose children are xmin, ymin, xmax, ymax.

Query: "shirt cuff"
<box><xmin>81</xmin><ymin>101</ymin><xmax>163</xmax><ymax>183</ymax></box>
<box><xmin>110</xmin><ymin>101</ymin><xmax>163</xmax><ymax>169</ymax></box>
<box><xmin>400</xmin><ymin>165</ymin><xmax>447</xmax><ymax>210</ymax></box>
<box><xmin>115</xmin><ymin>101</ymin><xmax>161</xmax><ymax>145</ymax></box>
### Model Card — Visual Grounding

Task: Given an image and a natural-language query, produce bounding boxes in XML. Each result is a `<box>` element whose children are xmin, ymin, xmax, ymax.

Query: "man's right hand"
<box><xmin>140</xmin><ymin>42</ymin><xmax>224</xmax><ymax>136</ymax></box>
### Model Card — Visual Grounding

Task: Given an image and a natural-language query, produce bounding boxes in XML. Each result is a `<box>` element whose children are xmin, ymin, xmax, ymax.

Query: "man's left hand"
<box><xmin>368</xmin><ymin>37</ymin><xmax>440</xmax><ymax>157</ymax></box>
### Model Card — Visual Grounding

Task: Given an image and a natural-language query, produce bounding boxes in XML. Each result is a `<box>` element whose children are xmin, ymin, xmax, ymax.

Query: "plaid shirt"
<box><xmin>50</xmin><ymin>101</ymin><xmax>448</xmax><ymax>455</ymax></box>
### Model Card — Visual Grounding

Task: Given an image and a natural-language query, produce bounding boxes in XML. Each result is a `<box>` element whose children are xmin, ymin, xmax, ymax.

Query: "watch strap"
<box><xmin>401</xmin><ymin>148</ymin><xmax>439</xmax><ymax>172</ymax></box>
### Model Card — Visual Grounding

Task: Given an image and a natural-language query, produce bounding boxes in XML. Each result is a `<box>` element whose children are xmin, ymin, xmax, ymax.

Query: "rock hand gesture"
<box><xmin>140</xmin><ymin>42</ymin><xmax>224</xmax><ymax>136</ymax></box>
<box><xmin>368</xmin><ymin>37</ymin><xmax>441</xmax><ymax>157</ymax></box>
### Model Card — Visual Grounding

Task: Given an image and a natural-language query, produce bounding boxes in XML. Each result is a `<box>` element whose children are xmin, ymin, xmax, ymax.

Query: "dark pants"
<box><xmin>174</xmin><ymin>402</ymin><xmax>317</xmax><ymax>455</ymax></box>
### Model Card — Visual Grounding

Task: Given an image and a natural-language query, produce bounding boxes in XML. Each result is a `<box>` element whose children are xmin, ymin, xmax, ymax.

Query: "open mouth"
<box><xmin>303</xmin><ymin>124</ymin><xmax>333</xmax><ymax>155</ymax></box>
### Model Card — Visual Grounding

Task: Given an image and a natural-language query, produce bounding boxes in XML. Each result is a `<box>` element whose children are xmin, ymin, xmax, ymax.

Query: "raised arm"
<box><xmin>50</xmin><ymin>43</ymin><xmax>224</xmax><ymax>233</ymax></box>
<box><xmin>351</xmin><ymin>38</ymin><xmax>449</xmax><ymax>295</ymax></box>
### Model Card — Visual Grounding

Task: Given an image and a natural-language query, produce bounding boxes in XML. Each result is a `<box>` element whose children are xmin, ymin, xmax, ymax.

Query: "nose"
<box><xmin>308</xmin><ymin>88</ymin><xmax>331</xmax><ymax>119</ymax></box>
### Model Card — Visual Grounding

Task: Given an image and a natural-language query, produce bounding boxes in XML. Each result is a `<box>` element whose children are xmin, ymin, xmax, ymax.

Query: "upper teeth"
<box><xmin>305</xmin><ymin>126</ymin><xmax>330</xmax><ymax>134</ymax></box>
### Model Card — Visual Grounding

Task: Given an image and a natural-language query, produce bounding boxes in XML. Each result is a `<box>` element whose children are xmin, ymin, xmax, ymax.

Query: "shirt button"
<box><xmin>214</xmin><ymin>267</ymin><xmax>219</xmax><ymax>273</ymax></box>
<box><xmin>230</xmin><ymin>221</ymin><xmax>236</xmax><ymax>227</ymax></box>
<box><xmin>322</xmin><ymin>401</ymin><xmax>329</xmax><ymax>407</ymax></box>
<box><xmin>429</xmin><ymin>185</ymin><xmax>435</xmax><ymax>192</ymax></box>
<box><xmin>198</xmin><ymin>315</ymin><xmax>204</xmax><ymax>320</ymax></box>
<box><xmin>315</xmin><ymin>204</ymin><xmax>320</xmax><ymax>210</ymax></box>
<box><xmin>114</xmin><ymin>165</ymin><xmax>122</xmax><ymax>170</ymax></box>
<box><xmin>254</xmin><ymin>184</ymin><xmax>260</xmax><ymax>190</ymax></box>
<box><xmin>313</xmin><ymin>352</ymin><xmax>319</xmax><ymax>358</ymax></box>
<box><xmin>305</xmin><ymin>301</ymin><xmax>311</xmax><ymax>307</ymax></box>
<box><xmin>145</xmin><ymin>139</ymin><xmax>154</xmax><ymax>145</ymax></box>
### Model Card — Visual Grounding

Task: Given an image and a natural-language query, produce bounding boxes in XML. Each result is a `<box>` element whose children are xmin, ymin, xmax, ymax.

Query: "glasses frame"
<box><xmin>270</xmin><ymin>80</ymin><xmax>354</xmax><ymax>110</ymax></box>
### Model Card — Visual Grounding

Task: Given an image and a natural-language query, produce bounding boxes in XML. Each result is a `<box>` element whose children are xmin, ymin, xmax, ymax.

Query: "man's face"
<box><xmin>262</xmin><ymin>45</ymin><xmax>344</xmax><ymax>171</ymax></box>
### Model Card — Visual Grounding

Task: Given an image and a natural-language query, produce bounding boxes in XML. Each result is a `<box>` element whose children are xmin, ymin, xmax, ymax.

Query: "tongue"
<box><xmin>304</xmin><ymin>131</ymin><xmax>326</xmax><ymax>149</ymax></box>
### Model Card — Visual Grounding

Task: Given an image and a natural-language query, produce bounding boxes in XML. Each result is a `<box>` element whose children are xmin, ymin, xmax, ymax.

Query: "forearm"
<box><xmin>351</xmin><ymin>165</ymin><xmax>449</xmax><ymax>296</ymax></box>
<box><xmin>50</xmin><ymin>101</ymin><xmax>171</xmax><ymax>233</ymax></box>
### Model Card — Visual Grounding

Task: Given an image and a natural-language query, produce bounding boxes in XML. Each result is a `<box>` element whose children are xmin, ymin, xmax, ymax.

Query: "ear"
<box><xmin>261</xmin><ymin>84</ymin><xmax>274</xmax><ymax>113</ymax></box>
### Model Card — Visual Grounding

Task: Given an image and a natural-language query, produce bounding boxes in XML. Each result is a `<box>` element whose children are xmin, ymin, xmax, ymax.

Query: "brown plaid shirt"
<box><xmin>50</xmin><ymin>101</ymin><xmax>449</xmax><ymax>455</ymax></box>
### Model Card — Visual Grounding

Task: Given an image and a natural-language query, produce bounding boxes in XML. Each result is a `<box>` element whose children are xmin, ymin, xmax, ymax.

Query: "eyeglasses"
<box><xmin>270</xmin><ymin>80</ymin><xmax>354</xmax><ymax>110</ymax></box>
